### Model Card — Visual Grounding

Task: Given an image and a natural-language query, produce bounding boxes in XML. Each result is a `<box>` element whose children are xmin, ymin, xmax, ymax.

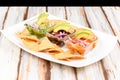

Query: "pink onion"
<box><xmin>54</xmin><ymin>32</ymin><xmax>68</xmax><ymax>37</ymax></box>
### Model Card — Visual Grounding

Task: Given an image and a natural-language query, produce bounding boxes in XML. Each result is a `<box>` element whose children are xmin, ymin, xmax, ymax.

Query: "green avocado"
<box><xmin>53</xmin><ymin>22</ymin><xmax>72</xmax><ymax>33</ymax></box>
<box><xmin>75</xmin><ymin>29</ymin><xmax>93</xmax><ymax>39</ymax></box>
<box><xmin>37</xmin><ymin>12</ymin><xmax>49</xmax><ymax>25</ymax></box>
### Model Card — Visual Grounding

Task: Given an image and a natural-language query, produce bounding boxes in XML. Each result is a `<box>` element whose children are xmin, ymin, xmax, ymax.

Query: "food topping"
<box><xmin>16</xmin><ymin>12</ymin><xmax>98</xmax><ymax>61</ymax></box>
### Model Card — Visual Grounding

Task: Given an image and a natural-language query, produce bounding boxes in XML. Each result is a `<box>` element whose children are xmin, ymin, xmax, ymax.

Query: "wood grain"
<box><xmin>84</xmin><ymin>7</ymin><xmax>120</xmax><ymax>80</ymax></box>
<box><xmin>18</xmin><ymin>7</ymin><xmax>50</xmax><ymax>80</ymax></box>
<box><xmin>0</xmin><ymin>7</ymin><xmax>27</xmax><ymax>80</ymax></box>
<box><xmin>48</xmin><ymin>7</ymin><xmax>77</xmax><ymax>80</ymax></box>
<box><xmin>0</xmin><ymin>7</ymin><xmax>8</xmax><ymax>30</ymax></box>
<box><xmin>66</xmin><ymin>7</ymin><xmax>105</xmax><ymax>80</ymax></box>
<box><xmin>0</xmin><ymin>7</ymin><xmax>120</xmax><ymax>80</ymax></box>
<box><xmin>102</xmin><ymin>7</ymin><xmax>120</xmax><ymax>43</ymax></box>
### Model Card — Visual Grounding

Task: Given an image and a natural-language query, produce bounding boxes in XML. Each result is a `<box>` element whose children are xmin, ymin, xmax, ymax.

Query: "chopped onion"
<box><xmin>32</xmin><ymin>23</ymin><xmax>39</xmax><ymax>30</ymax></box>
<box><xmin>54</xmin><ymin>31</ymin><xmax>68</xmax><ymax>37</ymax></box>
<box><xmin>70</xmin><ymin>39</ymin><xmax>87</xmax><ymax>47</ymax></box>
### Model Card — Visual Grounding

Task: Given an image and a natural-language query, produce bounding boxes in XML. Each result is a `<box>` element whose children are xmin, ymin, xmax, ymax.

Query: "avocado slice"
<box><xmin>37</xmin><ymin>12</ymin><xmax>49</xmax><ymax>25</ymax></box>
<box><xmin>75</xmin><ymin>29</ymin><xmax>93</xmax><ymax>39</ymax></box>
<box><xmin>53</xmin><ymin>22</ymin><xmax>72</xmax><ymax>33</ymax></box>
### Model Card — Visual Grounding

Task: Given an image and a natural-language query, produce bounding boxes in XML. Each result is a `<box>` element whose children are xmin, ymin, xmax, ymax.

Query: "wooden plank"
<box><xmin>4</xmin><ymin>7</ymin><xmax>27</xmax><ymax>28</ymax></box>
<box><xmin>102</xmin><ymin>7</ymin><xmax>120</xmax><ymax>43</ymax></box>
<box><xmin>66</xmin><ymin>7</ymin><xmax>88</xmax><ymax>27</ymax></box>
<box><xmin>84</xmin><ymin>7</ymin><xmax>120</xmax><ymax>80</ymax></box>
<box><xmin>18</xmin><ymin>7</ymin><xmax>50</xmax><ymax>80</ymax></box>
<box><xmin>84</xmin><ymin>7</ymin><xmax>114</xmax><ymax>34</ymax></box>
<box><xmin>0</xmin><ymin>7</ymin><xmax>8</xmax><ymax>30</ymax></box>
<box><xmin>48</xmin><ymin>7</ymin><xmax>76</xmax><ymax>80</ymax></box>
<box><xmin>0</xmin><ymin>7</ymin><xmax>27</xmax><ymax>80</ymax></box>
<box><xmin>101</xmin><ymin>7</ymin><xmax>120</xmax><ymax>80</ymax></box>
<box><xmin>66</xmin><ymin>7</ymin><xmax>105</xmax><ymax>80</ymax></box>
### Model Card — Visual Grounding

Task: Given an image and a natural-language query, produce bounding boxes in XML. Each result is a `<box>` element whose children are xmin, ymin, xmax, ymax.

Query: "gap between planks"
<box><xmin>0</xmin><ymin>7</ymin><xmax>9</xmax><ymax>36</ymax></box>
<box><xmin>83</xmin><ymin>7</ymin><xmax>111</xmax><ymax>80</ymax></box>
<box><xmin>16</xmin><ymin>7</ymin><xmax>29</xmax><ymax>80</ymax></box>
<box><xmin>63</xmin><ymin>7</ymin><xmax>78</xmax><ymax>80</ymax></box>
<box><xmin>17</xmin><ymin>7</ymin><xmax>51</xmax><ymax>80</ymax></box>
<box><xmin>101</xmin><ymin>7</ymin><xmax>120</xmax><ymax>45</ymax></box>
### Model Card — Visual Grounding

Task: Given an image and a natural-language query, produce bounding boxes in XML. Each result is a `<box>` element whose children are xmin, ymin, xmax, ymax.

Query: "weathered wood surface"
<box><xmin>0</xmin><ymin>7</ymin><xmax>120</xmax><ymax>80</ymax></box>
<box><xmin>84</xmin><ymin>7</ymin><xmax>120</xmax><ymax>80</ymax></box>
<box><xmin>66</xmin><ymin>7</ymin><xmax>105</xmax><ymax>80</ymax></box>
<box><xmin>0</xmin><ymin>7</ymin><xmax>27</xmax><ymax>80</ymax></box>
<box><xmin>18</xmin><ymin>7</ymin><xmax>50</xmax><ymax>80</ymax></box>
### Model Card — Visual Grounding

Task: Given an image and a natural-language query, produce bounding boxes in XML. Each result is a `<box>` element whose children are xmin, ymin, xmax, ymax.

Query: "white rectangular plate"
<box><xmin>0</xmin><ymin>13</ymin><xmax>118</xmax><ymax>67</ymax></box>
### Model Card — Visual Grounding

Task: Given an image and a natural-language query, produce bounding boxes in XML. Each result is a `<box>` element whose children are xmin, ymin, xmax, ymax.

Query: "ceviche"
<box><xmin>16</xmin><ymin>12</ymin><xmax>98</xmax><ymax>61</ymax></box>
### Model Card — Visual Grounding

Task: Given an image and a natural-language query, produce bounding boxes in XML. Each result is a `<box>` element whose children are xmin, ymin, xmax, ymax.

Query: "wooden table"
<box><xmin>0</xmin><ymin>7</ymin><xmax>120</xmax><ymax>80</ymax></box>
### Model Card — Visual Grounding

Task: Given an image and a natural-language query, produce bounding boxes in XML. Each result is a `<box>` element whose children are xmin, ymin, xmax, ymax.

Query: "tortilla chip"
<box><xmin>53</xmin><ymin>50</ymin><xmax>85</xmax><ymax>60</ymax></box>
<box><xmin>48</xmin><ymin>20</ymin><xmax>65</xmax><ymax>25</ymax></box>
<box><xmin>47</xmin><ymin>45</ymin><xmax>63</xmax><ymax>54</ymax></box>
<box><xmin>16</xmin><ymin>28</ymin><xmax>30</xmax><ymax>37</ymax></box>
<box><xmin>22</xmin><ymin>39</ymin><xmax>40</xmax><ymax>51</ymax></box>
<box><xmin>17</xmin><ymin>27</ymin><xmax>41</xmax><ymax>43</ymax></box>
<box><xmin>16</xmin><ymin>28</ymin><xmax>41</xmax><ymax>51</ymax></box>
<box><xmin>47</xmin><ymin>48</ymin><xmax>61</xmax><ymax>53</ymax></box>
<box><xmin>21</xmin><ymin>35</ymin><xmax>41</xmax><ymax>43</ymax></box>
<box><xmin>38</xmin><ymin>37</ymin><xmax>63</xmax><ymax>53</ymax></box>
<box><xmin>38</xmin><ymin>37</ymin><xmax>55</xmax><ymax>51</ymax></box>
